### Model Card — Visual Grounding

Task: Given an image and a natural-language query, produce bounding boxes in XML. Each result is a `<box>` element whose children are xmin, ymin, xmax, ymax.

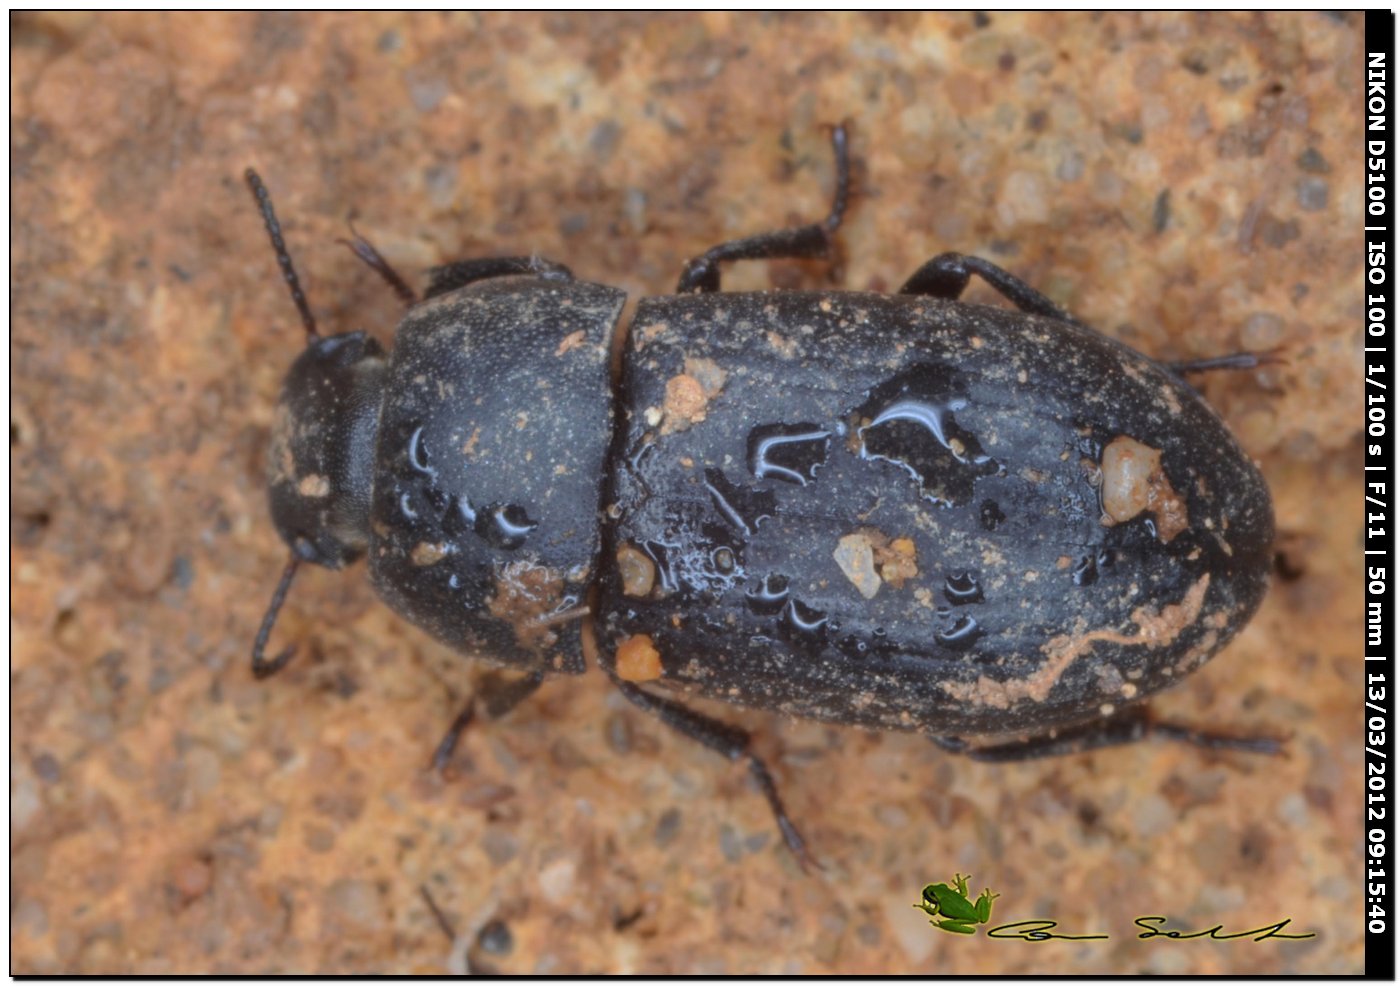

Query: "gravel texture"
<box><xmin>11</xmin><ymin>11</ymin><xmax>1363</xmax><ymax>974</ymax></box>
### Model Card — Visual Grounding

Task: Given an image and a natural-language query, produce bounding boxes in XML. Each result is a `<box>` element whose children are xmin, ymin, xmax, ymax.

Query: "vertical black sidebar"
<box><xmin>1365</xmin><ymin>9</ymin><xmax>1395</xmax><ymax>981</ymax></box>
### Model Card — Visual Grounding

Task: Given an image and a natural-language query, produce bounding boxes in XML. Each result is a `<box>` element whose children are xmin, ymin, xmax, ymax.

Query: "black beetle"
<box><xmin>245</xmin><ymin>125</ymin><xmax>1278</xmax><ymax>867</ymax></box>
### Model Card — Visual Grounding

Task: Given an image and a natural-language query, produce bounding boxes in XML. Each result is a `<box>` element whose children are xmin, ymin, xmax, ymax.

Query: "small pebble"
<box><xmin>588</xmin><ymin>119</ymin><xmax>621</xmax><ymax>161</ymax></box>
<box><xmin>407</xmin><ymin>74</ymin><xmax>447</xmax><ymax>113</ymax></box>
<box><xmin>1241</xmin><ymin>311</ymin><xmax>1285</xmax><ymax>350</ymax></box>
<box><xmin>12</xmin><ymin>897</ymin><xmax>47</xmax><ymax>938</ymax></box>
<box><xmin>1277</xmin><ymin>791</ymin><xmax>1310</xmax><ymax>828</ymax></box>
<box><xmin>172</xmin><ymin>856</ymin><xmax>213</xmax><ymax>902</ymax></box>
<box><xmin>653</xmin><ymin>807</ymin><xmax>682</xmax><ymax>848</ymax></box>
<box><xmin>549</xmin><ymin>737</ymin><xmax>588</xmax><ymax>770</ymax></box>
<box><xmin>1297</xmin><ymin>146</ymin><xmax>1330</xmax><ymax>173</ymax></box>
<box><xmin>326</xmin><ymin>878</ymin><xmax>384</xmax><ymax>928</ymax></box>
<box><xmin>12</xmin><ymin>776</ymin><xmax>41</xmax><ymax>830</ymax></box>
<box><xmin>303</xmin><ymin>823</ymin><xmax>336</xmax><ymax>853</ymax></box>
<box><xmin>171</xmin><ymin>554</ymin><xmax>194</xmax><ymax>589</ymax></box>
<box><xmin>1056</xmin><ymin>151</ymin><xmax>1085</xmax><ymax>183</ymax></box>
<box><xmin>481</xmin><ymin>828</ymin><xmax>519</xmax><ymax>866</ymax></box>
<box><xmin>1131</xmin><ymin>792</ymin><xmax>1174</xmax><ymax>838</ymax></box>
<box><xmin>605</xmin><ymin>712</ymin><xmax>633</xmax><ymax>754</ymax></box>
<box><xmin>476</xmin><ymin>918</ymin><xmax>513</xmax><ymax>956</ymax></box>
<box><xmin>32</xmin><ymin>752</ymin><xmax>60</xmax><ymax>783</ymax></box>
<box><xmin>1297</xmin><ymin>177</ymin><xmax>1329</xmax><ymax>211</ymax></box>
<box><xmin>718</xmin><ymin>823</ymin><xmax>744</xmax><ymax>863</ymax></box>
<box><xmin>537</xmin><ymin>857</ymin><xmax>577</xmax><ymax>899</ymax></box>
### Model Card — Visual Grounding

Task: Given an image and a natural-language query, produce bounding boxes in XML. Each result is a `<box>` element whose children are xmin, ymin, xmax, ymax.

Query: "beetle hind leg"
<box><xmin>930</xmin><ymin>704</ymin><xmax>1285</xmax><ymax>762</ymax></box>
<box><xmin>608</xmin><ymin>674</ymin><xmax>820</xmax><ymax>872</ymax></box>
<box><xmin>676</xmin><ymin>123</ymin><xmax>851</xmax><ymax>294</ymax></box>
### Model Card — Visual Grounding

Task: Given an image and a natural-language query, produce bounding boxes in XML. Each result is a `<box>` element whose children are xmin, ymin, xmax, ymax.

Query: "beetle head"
<box><xmin>267</xmin><ymin>331</ymin><xmax>386</xmax><ymax>569</ymax></box>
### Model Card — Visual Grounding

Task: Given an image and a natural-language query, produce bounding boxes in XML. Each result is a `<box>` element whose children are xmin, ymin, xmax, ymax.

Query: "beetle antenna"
<box><xmin>340</xmin><ymin>219</ymin><xmax>419</xmax><ymax>306</ymax></box>
<box><xmin>252</xmin><ymin>554</ymin><xmax>302</xmax><ymax>679</ymax></box>
<box><xmin>244</xmin><ymin>167</ymin><xmax>320</xmax><ymax>343</ymax></box>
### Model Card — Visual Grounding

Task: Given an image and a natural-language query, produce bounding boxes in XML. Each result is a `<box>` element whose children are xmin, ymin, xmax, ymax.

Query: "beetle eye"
<box><xmin>291</xmin><ymin>536</ymin><xmax>321</xmax><ymax>563</ymax></box>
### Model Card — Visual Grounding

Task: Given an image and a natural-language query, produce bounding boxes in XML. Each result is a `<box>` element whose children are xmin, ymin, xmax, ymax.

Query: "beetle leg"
<box><xmin>930</xmin><ymin>705</ymin><xmax>1285</xmax><ymax>761</ymax></box>
<box><xmin>899</xmin><ymin>252</ymin><xmax>1090</xmax><ymax>328</ymax></box>
<box><xmin>1167</xmin><ymin>347</ymin><xmax>1288</xmax><ymax>375</ymax></box>
<box><xmin>340</xmin><ymin>220</ymin><xmax>418</xmax><ymax>306</ymax></box>
<box><xmin>424</xmin><ymin>256</ymin><xmax>574</xmax><ymax>300</ymax></box>
<box><xmin>251</xmin><ymin>554</ymin><xmax>302</xmax><ymax>680</ymax></box>
<box><xmin>430</xmin><ymin>671</ymin><xmax>546</xmax><ymax>771</ymax></box>
<box><xmin>479</xmin><ymin>670</ymin><xmax>547</xmax><ymax>719</ymax></box>
<box><xmin>676</xmin><ymin>122</ymin><xmax>851</xmax><ymax>294</ymax></box>
<box><xmin>430</xmin><ymin>702</ymin><xmax>477</xmax><ymax>772</ymax></box>
<box><xmin>608</xmin><ymin>676</ymin><xmax>820</xmax><ymax>871</ymax></box>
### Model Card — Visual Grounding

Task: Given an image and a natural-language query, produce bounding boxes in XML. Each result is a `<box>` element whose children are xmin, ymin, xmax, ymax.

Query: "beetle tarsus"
<box><xmin>1167</xmin><ymin>347</ymin><xmax>1289</xmax><ymax>375</ymax></box>
<box><xmin>251</xmin><ymin>554</ymin><xmax>302</xmax><ymax>680</ymax></box>
<box><xmin>930</xmin><ymin>705</ymin><xmax>1285</xmax><ymax>761</ymax></box>
<box><xmin>1151</xmin><ymin>720</ymin><xmax>1288</xmax><ymax>756</ymax></box>
<box><xmin>676</xmin><ymin>122</ymin><xmax>851</xmax><ymax>294</ymax></box>
<box><xmin>747</xmin><ymin>754</ymin><xmax>823</xmax><ymax>873</ymax></box>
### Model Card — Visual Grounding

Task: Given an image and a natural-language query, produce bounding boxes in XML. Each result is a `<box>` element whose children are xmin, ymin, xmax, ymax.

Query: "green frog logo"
<box><xmin>914</xmin><ymin>873</ymin><xmax>1000</xmax><ymax>935</ymax></box>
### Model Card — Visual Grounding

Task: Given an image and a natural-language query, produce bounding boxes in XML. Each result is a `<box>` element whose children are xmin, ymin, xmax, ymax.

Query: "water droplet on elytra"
<box><xmin>747</xmin><ymin>423</ymin><xmax>831</xmax><ymax>486</ymax></box>
<box><xmin>407</xmin><ymin>424</ymin><xmax>435</xmax><ymax>475</ymax></box>
<box><xmin>783</xmin><ymin>597</ymin><xmax>828</xmax><ymax>641</ymax></box>
<box><xmin>745</xmin><ymin>573</ymin><xmax>790</xmax><ymax>616</ymax></box>
<box><xmin>1073</xmin><ymin>555</ymin><xmax>1098</xmax><ymax>586</ymax></box>
<box><xmin>943</xmin><ymin>572</ymin><xmax>984</xmax><ymax>605</ymax></box>
<box><xmin>936</xmin><ymin>614</ymin><xmax>982</xmax><ymax>651</ymax></box>
<box><xmin>854</xmin><ymin>364</ymin><xmax>998</xmax><ymax>507</ymax></box>
<box><xmin>474</xmin><ymin>503</ymin><xmax>537</xmax><ymax>550</ymax></box>
<box><xmin>704</xmin><ymin>468</ymin><xmax>776</xmax><ymax>537</ymax></box>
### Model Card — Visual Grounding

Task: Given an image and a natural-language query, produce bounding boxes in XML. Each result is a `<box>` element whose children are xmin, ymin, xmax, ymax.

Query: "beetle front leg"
<box><xmin>676</xmin><ymin>123</ymin><xmax>850</xmax><ymax>294</ymax></box>
<box><xmin>607</xmin><ymin>674</ymin><xmax>819</xmax><ymax>871</ymax></box>
<box><xmin>930</xmin><ymin>704</ymin><xmax>1284</xmax><ymax>762</ymax></box>
<box><xmin>340</xmin><ymin>221</ymin><xmax>418</xmax><ymax>305</ymax></box>
<box><xmin>899</xmin><ymin>252</ymin><xmax>1091</xmax><ymax>328</ymax></box>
